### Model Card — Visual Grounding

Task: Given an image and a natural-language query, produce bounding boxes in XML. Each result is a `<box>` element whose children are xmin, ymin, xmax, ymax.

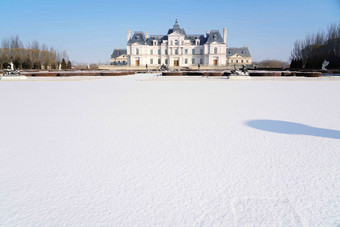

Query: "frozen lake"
<box><xmin>0</xmin><ymin>74</ymin><xmax>339</xmax><ymax>225</ymax></box>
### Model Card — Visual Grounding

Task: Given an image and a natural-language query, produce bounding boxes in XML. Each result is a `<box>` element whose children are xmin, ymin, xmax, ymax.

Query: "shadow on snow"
<box><xmin>246</xmin><ymin>120</ymin><xmax>340</xmax><ymax>140</ymax></box>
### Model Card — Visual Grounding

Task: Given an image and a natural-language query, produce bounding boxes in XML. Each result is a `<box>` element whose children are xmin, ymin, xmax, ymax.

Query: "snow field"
<box><xmin>0</xmin><ymin>74</ymin><xmax>339</xmax><ymax>225</ymax></box>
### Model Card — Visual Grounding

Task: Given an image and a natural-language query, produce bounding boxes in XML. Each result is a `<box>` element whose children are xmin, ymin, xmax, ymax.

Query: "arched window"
<box><xmin>136</xmin><ymin>48</ymin><xmax>139</xmax><ymax>55</ymax></box>
<box><xmin>214</xmin><ymin>47</ymin><xmax>217</xmax><ymax>54</ymax></box>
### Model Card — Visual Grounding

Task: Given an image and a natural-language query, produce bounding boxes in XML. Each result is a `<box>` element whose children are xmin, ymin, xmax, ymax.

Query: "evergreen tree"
<box><xmin>66</xmin><ymin>61</ymin><xmax>72</xmax><ymax>69</ymax></box>
<box><xmin>61</xmin><ymin>58</ymin><xmax>67</xmax><ymax>69</ymax></box>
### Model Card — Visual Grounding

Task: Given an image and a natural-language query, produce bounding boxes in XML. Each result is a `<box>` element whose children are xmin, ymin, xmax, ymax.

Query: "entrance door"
<box><xmin>135</xmin><ymin>60</ymin><xmax>140</xmax><ymax>66</ymax></box>
<box><xmin>174</xmin><ymin>60</ymin><xmax>179</xmax><ymax>66</ymax></box>
<box><xmin>213</xmin><ymin>59</ymin><xmax>218</xmax><ymax>66</ymax></box>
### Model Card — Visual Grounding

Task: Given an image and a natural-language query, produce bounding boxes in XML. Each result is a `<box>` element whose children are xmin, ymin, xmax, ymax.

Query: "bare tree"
<box><xmin>0</xmin><ymin>36</ymin><xmax>70</xmax><ymax>70</ymax></box>
<box><xmin>290</xmin><ymin>22</ymin><xmax>340</xmax><ymax>69</ymax></box>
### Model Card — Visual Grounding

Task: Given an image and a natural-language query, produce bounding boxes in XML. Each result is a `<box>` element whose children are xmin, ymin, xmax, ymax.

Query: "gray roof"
<box><xmin>206</xmin><ymin>30</ymin><xmax>224</xmax><ymax>44</ymax></box>
<box><xmin>185</xmin><ymin>34</ymin><xmax>207</xmax><ymax>45</ymax></box>
<box><xmin>167</xmin><ymin>19</ymin><xmax>187</xmax><ymax>35</ymax></box>
<box><xmin>111</xmin><ymin>49</ymin><xmax>127</xmax><ymax>58</ymax></box>
<box><xmin>146</xmin><ymin>35</ymin><xmax>168</xmax><ymax>45</ymax></box>
<box><xmin>128</xmin><ymin>32</ymin><xmax>147</xmax><ymax>44</ymax></box>
<box><xmin>128</xmin><ymin>20</ymin><xmax>224</xmax><ymax>46</ymax></box>
<box><xmin>227</xmin><ymin>47</ymin><xmax>251</xmax><ymax>57</ymax></box>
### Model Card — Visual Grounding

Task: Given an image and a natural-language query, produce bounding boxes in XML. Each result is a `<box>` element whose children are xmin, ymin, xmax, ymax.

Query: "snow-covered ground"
<box><xmin>1</xmin><ymin>74</ymin><xmax>339</xmax><ymax>226</ymax></box>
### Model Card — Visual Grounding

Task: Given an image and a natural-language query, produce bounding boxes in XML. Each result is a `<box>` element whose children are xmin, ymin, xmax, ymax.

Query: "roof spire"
<box><xmin>173</xmin><ymin>19</ymin><xmax>180</xmax><ymax>29</ymax></box>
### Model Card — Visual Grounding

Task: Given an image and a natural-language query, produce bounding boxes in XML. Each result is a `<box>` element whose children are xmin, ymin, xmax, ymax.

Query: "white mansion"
<box><xmin>125</xmin><ymin>20</ymin><xmax>252</xmax><ymax>67</ymax></box>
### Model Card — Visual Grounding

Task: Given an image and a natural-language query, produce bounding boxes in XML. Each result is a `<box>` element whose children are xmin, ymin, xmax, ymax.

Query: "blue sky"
<box><xmin>1</xmin><ymin>0</ymin><xmax>340</xmax><ymax>63</ymax></box>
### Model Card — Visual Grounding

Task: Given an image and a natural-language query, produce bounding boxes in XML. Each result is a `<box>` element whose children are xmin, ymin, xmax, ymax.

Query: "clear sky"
<box><xmin>1</xmin><ymin>0</ymin><xmax>340</xmax><ymax>63</ymax></box>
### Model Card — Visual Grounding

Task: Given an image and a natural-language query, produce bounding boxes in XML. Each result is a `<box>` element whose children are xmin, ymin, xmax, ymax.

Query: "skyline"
<box><xmin>1</xmin><ymin>0</ymin><xmax>340</xmax><ymax>64</ymax></box>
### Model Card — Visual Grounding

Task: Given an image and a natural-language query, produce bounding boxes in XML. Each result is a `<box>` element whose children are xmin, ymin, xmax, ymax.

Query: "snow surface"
<box><xmin>0</xmin><ymin>74</ymin><xmax>340</xmax><ymax>226</ymax></box>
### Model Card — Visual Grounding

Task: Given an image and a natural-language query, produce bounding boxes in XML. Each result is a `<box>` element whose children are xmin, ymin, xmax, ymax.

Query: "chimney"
<box><xmin>223</xmin><ymin>28</ymin><xmax>227</xmax><ymax>44</ymax></box>
<box><xmin>127</xmin><ymin>30</ymin><xmax>131</xmax><ymax>42</ymax></box>
<box><xmin>206</xmin><ymin>30</ymin><xmax>210</xmax><ymax>36</ymax></box>
<box><xmin>145</xmin><ymin>32</ymin><xmax>149</xmax><ymax>39</ymax></box>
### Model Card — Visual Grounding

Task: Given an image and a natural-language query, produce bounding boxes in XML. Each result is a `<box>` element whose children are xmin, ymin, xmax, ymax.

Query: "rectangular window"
<box><xmin>165</xmin><ymin>59</ymin><xmax>168</xmax><ymax>64</ymax></box>
<box><xmin>200</xmin><ymin>49</ymin><xmax>203</xmax><ymax>55</ymax></box>
<box><xmin>192</xmin><ymin>58</ymin><xmax>195</xmax><ymax>64</ymax></box>
<box><xmin>150</xmin><ymin>50</ymin><xmax>153</xmax><ymax>55</ymax></box>
<box><xmin>192</xmin><ymin>49</ymin><xmax>195</xmax><ymax>55</ymax></box>
<box><xmin>236</xmin><ymin>60</ymin><xmax>238</xmax><ymax>63</ymax></box>
<box><xmin>185</xmin><ymin>49</ymin><xmax>188</xmax><ymax>54</ymax></box>
<box><xmin>246</xmin><ymin>60</ymin><xmax>248</xmax><ymax>63</ymax></box>
<box><xmin>165</xmin><ymin>49</ymin><xmax>168</xmax><ymax>55</ymax></box>
<box><xmin>158</xmin><ymin>49</ymin><xmax>161</xmax><ymax>55</ymax></box>
<box><xmin>185</xmin><ymin>58</ymin><xmax>188</xmax><ymax>64</ymax></box>
<box><xmin>200</xmin><ymin>58</ymin><xmax>203</xmax><ymax>64</ymax></box>
<box><xmin>175</xmin><ymin>49</ymin><xmax>178</xmax><ymax>55</ymax></box>
<box><xmin>231</xmin><ymin>60</ymin><xmax>233</xmax><ymax>63</ymax></box>
<box><xmin>158</xmin><ymin>59</ymin><xmax>161</xmax><ymax>64</ymax></box>
<box><xmin>150</xmin><ymin>59</ymin><xmax>153</xmax><ymax>64</ymax></box>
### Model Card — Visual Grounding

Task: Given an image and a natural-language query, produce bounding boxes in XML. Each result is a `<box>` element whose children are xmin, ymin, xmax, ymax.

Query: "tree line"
<box><xmin>0</xmin><ymin>35</ymin><xmax>71</xmax><ymax>70</ymax></box>
<box><xmin>290</xmin><ymin>23</ymin><xmax>340</xmax><ymax>69</ymax></box>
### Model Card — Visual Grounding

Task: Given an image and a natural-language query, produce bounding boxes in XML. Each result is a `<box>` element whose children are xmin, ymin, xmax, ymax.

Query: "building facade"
<box><xmin>227</xmin><ymin>47</ymin><xmax>252</xmax><ymax>66</ymax></box>
<box><xmin>125</xmin><ymin>20</ymin><xmax>251</xmax><ymax>67</ymax></box>
<box><xmin>110</xmin><ymin>48</ymin><xmax>128</xmax><ymax>65</ymax></box>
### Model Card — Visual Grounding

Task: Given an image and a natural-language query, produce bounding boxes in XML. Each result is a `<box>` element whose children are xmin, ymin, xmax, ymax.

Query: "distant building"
<box><xmin>126</xmin><ymin>20</ymin><xmax>228</xmax><ymax>67</ymax></box>
<box><xmin>120</xmin><ymin>20</ymin><xmax>251</xmax><ymax>67</ymax></box>
<box><xmin>110</xmin><ymin>48</ymin><xmax>127</xmax><ymax>65</ymax></box>
<box><xmin>227</xmin><ymin>47</ymin><xmax>252</xmax><ymax>66</ymax></box>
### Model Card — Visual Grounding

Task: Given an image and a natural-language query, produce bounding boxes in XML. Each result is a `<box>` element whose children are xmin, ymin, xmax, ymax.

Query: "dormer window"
<box><xmin>213</xmin><ymin>35</ymin><xmax>216</xmax><ymax>39</ymax></box>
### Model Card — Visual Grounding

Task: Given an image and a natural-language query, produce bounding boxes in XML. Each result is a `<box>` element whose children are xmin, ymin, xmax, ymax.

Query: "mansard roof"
<box><xmin>167</xmin><ymin>19</ymin><xmax>186</xmax><ymax>35</ymax></box>
<box><xmin>206</xmin><ymin>30</ymin><xmax>224</xmax><ymax>44</ymax></box>
<box><xmin>128</xmin><ymin>20</ymin><xmax>225</xmax><ymax>46</ymax></box>
<box><xmin>111</xmin><ymin>48</ymin><xmax>127</xmax><ymax>58</ymax></box>
<box><xmin>185</xmin><ymin>34</ymin><xmax>207</xmax><ymax>45</ymax></box>
<box><xmin>146</xmin><ymin>35</ymin><xmax>168</xmax><ymax>45</ymax></box>
<box><xmin>128</xmin><ymin>32</ymin><xmax>147</xmax><ymax>44</ymax></box>
<box><xmin>227</xmin><ymin>47</ymin><xmax>252</xmax><ymax>57</ymax></box>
